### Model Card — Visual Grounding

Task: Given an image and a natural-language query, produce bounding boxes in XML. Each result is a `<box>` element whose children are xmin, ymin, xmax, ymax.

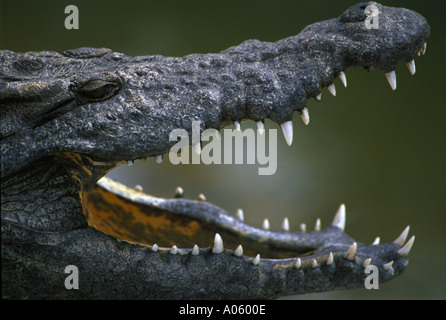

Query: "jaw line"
<box><xmin>80</xmin><ymin>39</ymin><xmax>426</xmax><ymax>283</ymax></box>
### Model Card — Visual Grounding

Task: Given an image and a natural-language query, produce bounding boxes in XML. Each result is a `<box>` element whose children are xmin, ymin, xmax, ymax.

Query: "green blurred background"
<box><xmin>1</xmin><ymin>0</ymin><xmax>444</xmax><ymax>299</ymax></box>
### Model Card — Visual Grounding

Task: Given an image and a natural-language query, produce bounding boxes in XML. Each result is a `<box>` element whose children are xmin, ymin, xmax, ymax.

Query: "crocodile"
<box><xmin>1</xmin><ymin>2</ymin><xmax>430</xmax><ymax>299</ymax></box>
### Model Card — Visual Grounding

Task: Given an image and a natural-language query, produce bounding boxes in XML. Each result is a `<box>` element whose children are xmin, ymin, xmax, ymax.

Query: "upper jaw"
<box><xmin>0</xmin><ymin>4</ymin><xmax>430</xmax><ymax>176</ymax></box>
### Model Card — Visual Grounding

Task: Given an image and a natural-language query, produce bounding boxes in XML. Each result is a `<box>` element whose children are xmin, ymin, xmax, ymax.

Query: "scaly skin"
<box><xmin>1</xmin><ymin>2</ymin><xmax>429</xmax><ymax>299</ymax></box>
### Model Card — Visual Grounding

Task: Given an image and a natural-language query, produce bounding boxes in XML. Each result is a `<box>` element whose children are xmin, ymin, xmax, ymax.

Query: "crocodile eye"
<box><xmin>79</xmin><ymin>79</ymin><xmax>121</xmax><ymax>101</ymax></box>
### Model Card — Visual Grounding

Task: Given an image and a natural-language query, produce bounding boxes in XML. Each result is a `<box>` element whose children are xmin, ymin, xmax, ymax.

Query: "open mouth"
<box><xmin>81</xmin><ymin>45</ymin><xmax>425</xmax><ymax>274</ymax></box>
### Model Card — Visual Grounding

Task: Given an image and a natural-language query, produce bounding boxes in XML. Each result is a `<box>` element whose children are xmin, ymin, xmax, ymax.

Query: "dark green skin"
<box><xmin>0</xmin><ymin>2</ymin><xmax>429</xmax><ymax>299</ymax></box>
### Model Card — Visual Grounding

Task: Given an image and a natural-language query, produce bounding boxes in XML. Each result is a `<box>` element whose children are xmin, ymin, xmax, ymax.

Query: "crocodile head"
<box><xmin>1</xmin><ymin>2</ymin><xmax>429</xmax><ymax>299</ymax></box>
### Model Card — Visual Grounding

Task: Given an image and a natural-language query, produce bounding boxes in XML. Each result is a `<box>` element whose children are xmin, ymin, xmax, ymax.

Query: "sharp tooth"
<box><xmin>191</xmin><ymin>244</ymin><xmax>199</xmax><ymax>256</ymax></box>
<box><xmin>421</xmin><ymin>42</ymin><xmax>427</xmax><ymax>55</ymax></box>
<box><xmin>127</xmin><ymin>160</ymin><xmax>134</xmax><ymax>166</ymax></box>
<box><xmin>315</xmin><ymin>93</ymin><xmax>322</xmax><ymax>101</ymax></box>
<box><xmin>394</xmin><ymin>226</ymin><xmax>410</xmax><ymax>247</ymax></box>
<box><xmin>385</xmin><ymin>71</ymin><xmax>397</xmax><ymax>90</ymax></box>
<box><xmin>295</xmin><ymin>258</ymin><xmax>302</xmax><ymax>269</ymax></box>
<box><xmin>262</xmin><ymin>218</ymin><xmax>270</xmax><ymax>230</ymax></box>
<box><xmin>212</xmin><ymin>233</ymin><xmax>224</xmax><ymax>254</ymax></box>
<box><xmin>398</xmin><ymin>235</ymin><xmax>415</xmax><ymax>257</ymax></box>
<box><xmin>151</xmin><ymin>244</ymin><xmax>159</xmax><ymax>252</ymax></box>
<box><xmin>314</xmin><ymin>218</ymin><xmax>321</xmax><ymax>231</ymax></box>
<box><xmin>311</xmin><ymin>259</ymin><xmax>318</xmax><ymax>268</ymax></box>
<box><xmin>234</xmin><ymin>121</ymin><xmax>241</xmax><ymax>131</ymax></box>
<box><xmin>236</xmin><ymin>208</ymin><xmax>244</xmax><ymax>221</ymax></box>
<box><xmin>328</xmin><ymin>83</ymin><xmax>336</xmax><ymax>96</ymax></box>
<box><xmin>300</xmin><ymin>223</ymin><xmax>307</xmax><ymax>232</ymax></box>
<box><xmin>406</xmin><ymin>60</ymin><xmax>416</xmax><ymax>75</ymax></box>
<box><xmin>383</xmin><ymin>261</ymin><xmax>394</xmax><ymax>271</ymax></box>
<box><xmin>169</xmin><ymin>245</ymin><xmax>178</xmax><ymax>255</ymax></box>
<box><xmin>362</xmin><ymin>258</ymin><xmax>372</xmax><ymax>267</ymax></box>
<box><xmin>300</xmin><ymin>107</ymin><xmax>310</xmax><ymax>125</ymax></box>
<box><xmin>346</xmin><ymin>242</ymin><xmax>357</xmax><ymax>260</ymax></box>
<box><xmin>234</xmin><ymin>245</ymin><xmax>243</xmax><ymax>257</ymax></box>
<box><xmin>326</xmin><ymin>252</ymin><xmax>334</xmax><ymax>265</ymax></box>
<box><xmin>339</xmin><ymin>71</ymin><xmax>347</xmax><ymax>87</ymax></box>
<box><xmin>252</xmin><ymin>254</ymin><xmax>260</xmax><ymax>265</ymax></box>
<box><xmin>331</xmin><ymin>203</ymin><xmax>346</xmax><ymax>231</ymax></box>
<box><xmin>372</xmin><ymin>237</ymin><xmax>380</xmax><ymax>245</ymax></box>
<box><xmin>197</xmin><ymin>193</ymin><xmax>206</xmax><ymax>201</ymax></box>
<box><xmin>280</xmin><ymin>121</ymin><xmax>293</xmax><ymax>146</ymax></box>
<box><xmin>281</xmin><ymin>217</ymin><xmax>290</xmax><ymax>232</ymax></box>
<box><xmin>155</xmin><ymin>155</ymin><xmax>163</xmax><ymax>164</ymax></box>
<box><xmin>174</xmin><ymin>186</ymin><xmax>184</xmax><ymax>198</ymax></box>
<box><xmin>256</xmin><ymin>121</ymin><xmax>265</xmax><ymax>135</ymax></box>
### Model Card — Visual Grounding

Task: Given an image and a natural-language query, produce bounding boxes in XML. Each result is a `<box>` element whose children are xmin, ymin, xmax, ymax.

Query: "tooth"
<box><xmin>174</xmin><ymin>186</ymin><xmax>184</xmax><ymax>198</ymax></box>
<box><xmin>197</xmin><ymin>193</ymin><xmax>206</xmax><ymax>201</ymax></box>
<box><xmin>281</xmin><ymin>217</ymin><xmax>290</xmax><ymax>232</ymax></box>
<box><xmin>311</xmin><ymin>259</ymin><xmax>318</xmax><ymax>268</ymax></box>
<box><xmin>169</xmin><ymin>245</ymin><xmax>178</xmax><ymax>255</ymax></box>
<box><xmin>406</xmin><ymin>60</ymin><xmax>416</xmax><ymax>75</ymax></box>
<box><xmin>372</xmin><ymin>237</ymin><xmax>380</xmax><ymax>245</ymax></box>
<box><xmin>212</xmin><ymin>233</ymin><xmax>224</xmax><ymax>254</ymax></box>
<box><xmin>346</xmin><ymin>242</ymin><xmax>357</xmax><ymax>260</ymax></box>
<box><xmin>421</xmin><ymin>42</ymin><xmax>427</xmax><ymax>55</ymax></box>
<box><xmin>300</xmin><ymin>223</ymin><xmax>307</xmax><ymax>232</ymax></box>
<box><xmin>155</xmin><ymin>155</ymin><xmax>163</xmax><ymax>164</ymax></box>
<box><xmin>362</xmin><ymin>258</ymin><xmax>372</xmax><ymax>267</ymax></box>
<box><xmin>326</xmin><ymin>252</ymin><xmax>334</xmax><ymax>265</ymax></box>
<box><xmin>193</xmin><ymin>142</ymin><xmax>201</xmax><ymax>155</ymax></box>
<box><xmin>315</xmin><ymin>93</ymin><xmax>322</xmax><ymax>101</ymax></box>
<box><xmin>383</xmin><ymin>261</ymin><xmax>394</xmax><ymax>271</ymax></box>
<box><xmin>339</xmin><ymin>71</ymin><xmax>347</xmax><ymax>87</ymax></box>
<box><xmin>385</xmin><ymin>71</ymin><xmax>397</xmax><ymax>90</ymax></box>
<box><xmin>127</xmin><ymin>160</ymin><xmax>134</xmax><ymax>166</ymax></box>
<box><xmin>328</xmin><ymin>83</ymin><xmax>336</xmax><ymax>96</ymax></box>
<box><xmin>295</xmin><ymin>258</ymin><xmax>302</xmax><ymax>269</ymax></box>
<box><xmin>134</xmin><ymin>185</ymin><xmax>143</xmax><ymax>192</ymax></box>
<box><xmin>398</xmin><ymin>235</ymin><xmax>415</xmax><ymax>257</ymax></box>
<box><xmin>314</xmin><ymin>218</ymin><xmax>321</xmax><ymax>231</ymax></box>
<box><xmin>394</xmin><ymin>226</ymin><xmax>410</xmax><ymax>247</ymax></box>
<box><xmin>151</xmin><ymin>244</ymin><xmax>159</xmax><ymax>252</ymax></box>
<box><xmin>280</xmin><ymin>121</ymin><xmax>293</xmax><ymax>146</ymax></box>
<box><xmin>252</xmin><ymin>254</ymin><xmax>260</xmax><ymax>265</ymax></box>
<box><xmin>191</xmin><ymin>244</ymin><xmax>199</xmax><ymax>256</ymax></box>
<box><xmin>331</xmin><ymin>203</ymin><xmax>346</xmax><ymax>231</ymax></box>
<box><xmin>234</xmin><ymin>245</ymin><xmax>243</xmax><ymax>257</ymax></box>
<box><xmin>257</xmin><ymin>121</ymin><xmax>265</xmax><ymax>135</ymax></box>
<box><xmin>300</xmin><ymin>107</ymin><xmax>310</xmax><ymax>125</ymax></box>
<box><xmin>236</xmin><ymin>208</ymin><xmax>244</xmax><ymax>221</ymax></box>
<box><xmin>234</xmin><ymin>121</ymin><xmax>241</xmax><ymax>131</ymax></box>
<box><xmin>262</xmin><ymin>218</ymin><xmax>270</xmax><ymax>230</ymax></box>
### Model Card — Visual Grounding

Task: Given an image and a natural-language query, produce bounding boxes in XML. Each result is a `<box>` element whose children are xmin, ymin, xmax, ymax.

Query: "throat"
<box><xmin>0</xmin><ymin>153</ymin><xmax>113</xmax><ymax>232</ymax></box>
